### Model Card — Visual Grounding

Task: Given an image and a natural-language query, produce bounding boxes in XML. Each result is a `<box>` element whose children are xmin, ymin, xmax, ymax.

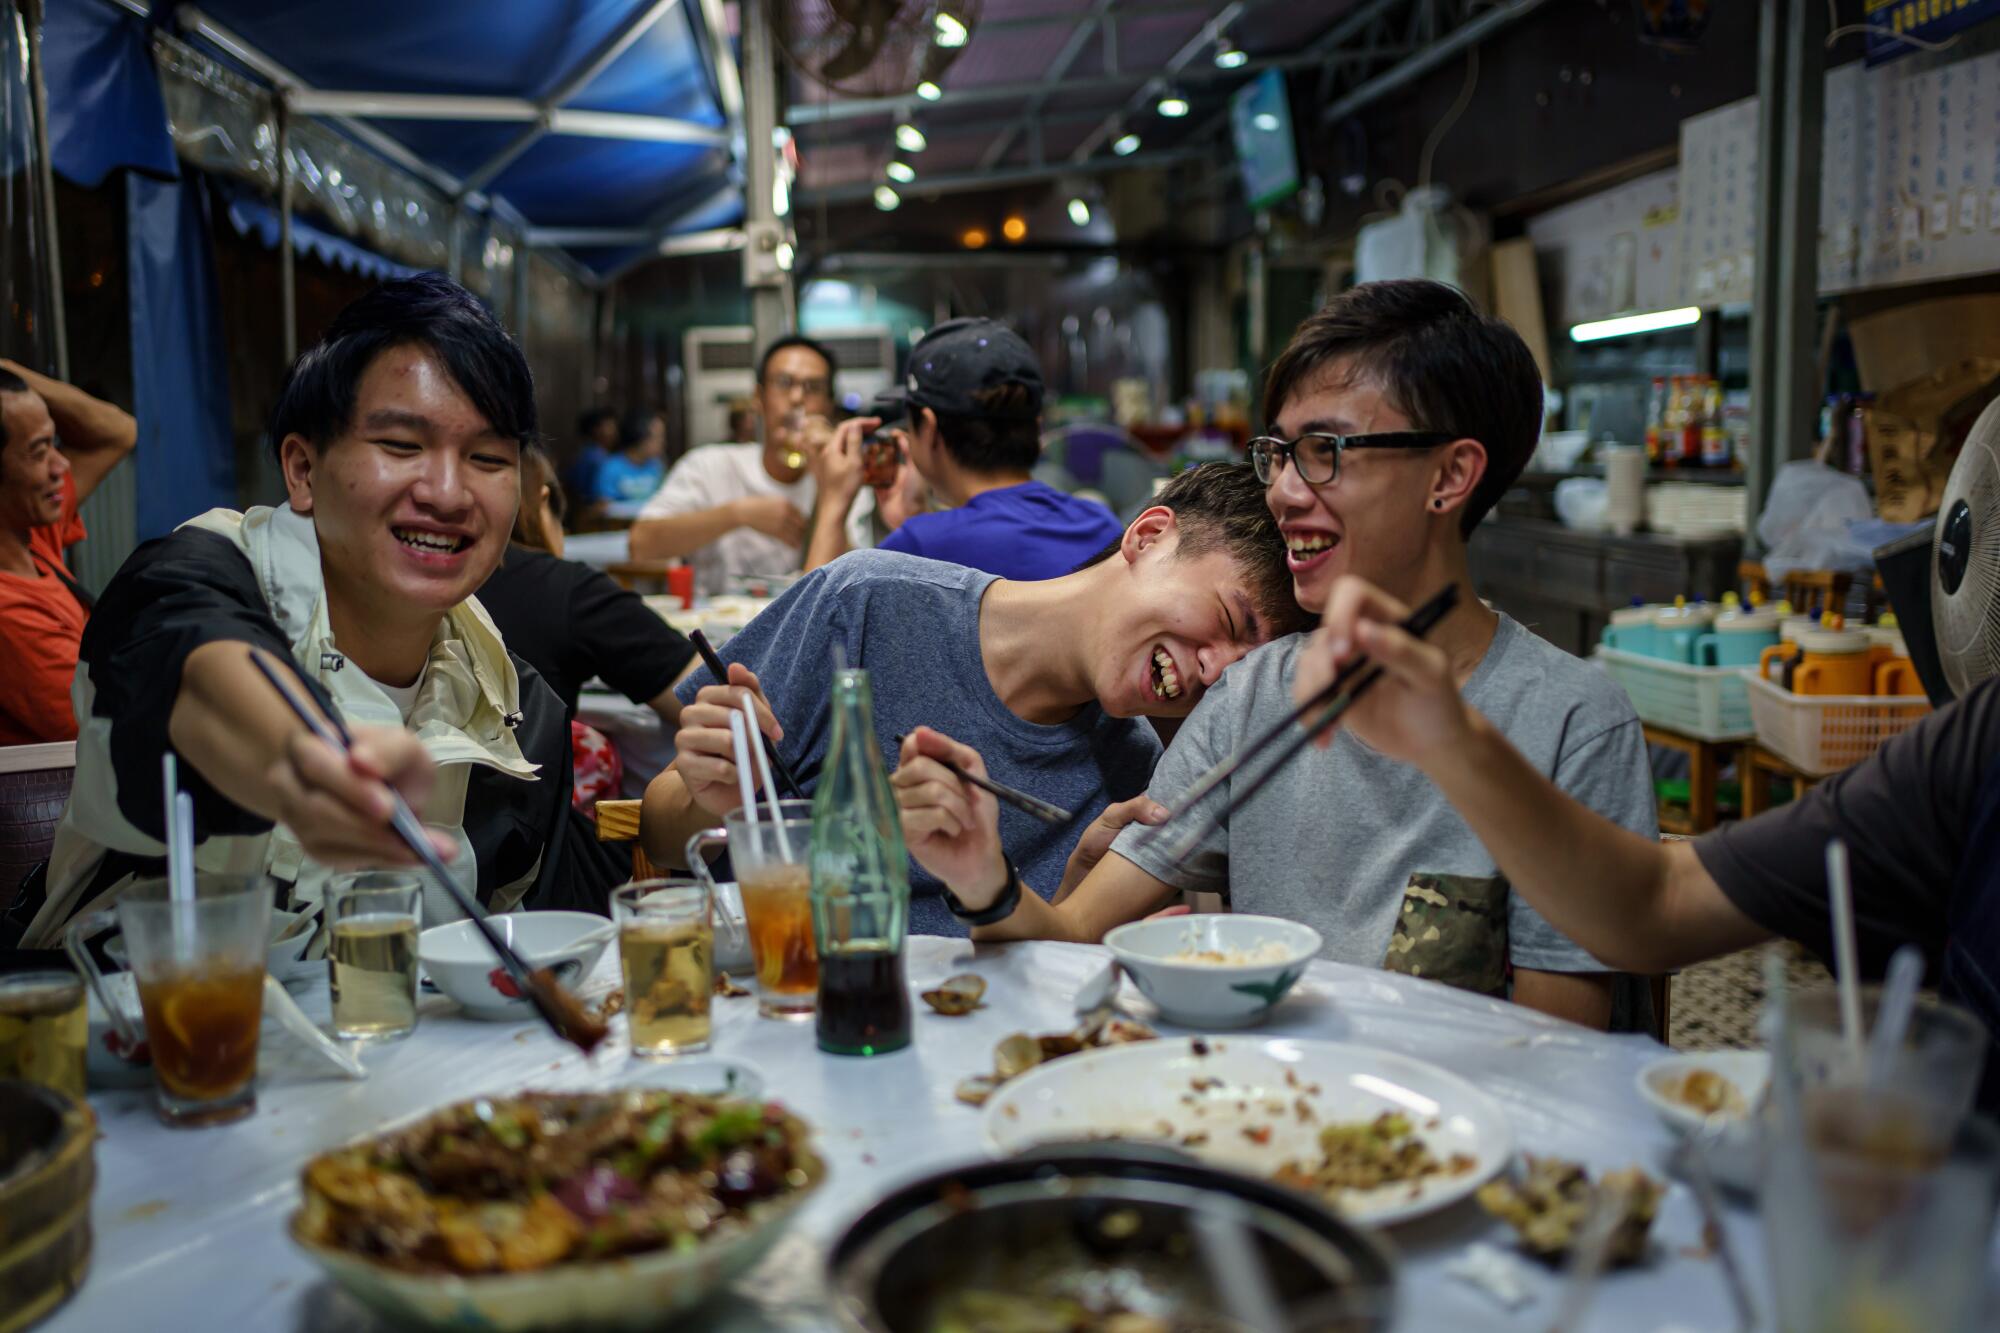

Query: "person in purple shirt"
<box><xmin>803</xmin><ymin>318</ymin><xmax>1123</xmax><ymax>580</ymax></box>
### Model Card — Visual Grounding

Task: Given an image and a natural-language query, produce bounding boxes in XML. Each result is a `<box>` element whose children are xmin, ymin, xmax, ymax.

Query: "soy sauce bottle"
<box><xmin>809</xmin><ymin>668</ymin><xmax>912</xmax><ymax>1056</ymax></box>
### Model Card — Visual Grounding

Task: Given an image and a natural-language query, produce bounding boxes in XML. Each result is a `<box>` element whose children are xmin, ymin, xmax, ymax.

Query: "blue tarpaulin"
<box><xmin>220</xmin><ymin>187</ymin><xmax>423</xmax><ymax>283</ymax></box>
<box><xmin>41</xmin><ymin>0</ymin><xmax>177</xmax><ymax>186</ymax></box>
<box><xmin>185</xmin><ymin>0</ymin><xmax>740</xmax><ymax>270</ymax></box>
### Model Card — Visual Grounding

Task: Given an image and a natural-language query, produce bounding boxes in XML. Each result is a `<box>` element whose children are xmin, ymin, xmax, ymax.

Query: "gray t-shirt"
<box><xmin>1113</xmin><ymin>615</ymin><xmax>1658</xmax><ymax>993</ymax></box>
<box><xmin>679</xmin><ymin>550</ymin><xmax>1162</xmax><ymax>936</ymax></box>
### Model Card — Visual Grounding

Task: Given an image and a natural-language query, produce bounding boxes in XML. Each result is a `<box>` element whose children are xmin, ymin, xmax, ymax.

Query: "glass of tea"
<box><xmin>688</xmin><ymin>799</ymin><xmax>817</xmax><ymax>1020</ymax></box>
<box><xmin>612</xmin><ymin>879</ymin><xmax>725</xmax><ymax>1057</ymax></box>
<box><xmin>326</xmin><ymin>872</ymin><xmax>421</xmax><ymax>1043</ymax></box>
<box><xmin>64</xmin><ymin>875</ymin><xmax>272</xmax><ymax>1127</ymax></box>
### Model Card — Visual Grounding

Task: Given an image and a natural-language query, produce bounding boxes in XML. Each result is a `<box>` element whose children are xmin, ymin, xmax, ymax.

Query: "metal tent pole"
<box><xmin>24</xmin><ymin>0</ymin><xmax>67</xmax><ymax>378</ymax></box>
<box><xmin>740</xmin><ymin>0</ymin><xmax>788</xmax><ymax>351</ymax></box>
<box><xmin>277</xmin><ymin>100</ymin><xmax>298</xmax><ymax>364</ymax></box>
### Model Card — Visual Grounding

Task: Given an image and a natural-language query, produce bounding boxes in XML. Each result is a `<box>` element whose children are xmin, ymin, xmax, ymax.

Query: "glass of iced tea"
<box><xmin>613</xmin><ymin>879</ymin><xmax>721</xmax><ymax>1056</ymax></box>
<box><xmin>688</xmin><ymin>800</ymin><xmax>817</xmax><ymax>1019</ymax></box>
<box><xmin>326</xmin><ymin>872</ymin><xmax>421</xmax><ymax>1043</ymax></box>
<box><xmin>64</xmin><ymin>875</ymin><xmax>272</xmax><ymax>1127</ymax></box>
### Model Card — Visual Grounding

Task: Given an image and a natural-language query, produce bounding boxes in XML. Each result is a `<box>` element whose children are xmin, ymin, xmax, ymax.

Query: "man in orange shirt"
<box><xmin>0</xmin><ymin>362</ymin><xmax>138</xmax><ymax>745</ymax></box>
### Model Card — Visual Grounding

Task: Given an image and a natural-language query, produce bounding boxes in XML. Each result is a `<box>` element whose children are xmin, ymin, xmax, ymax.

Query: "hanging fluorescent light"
<box><xmin>916</xmin><ymin>79</ymin><xmax>943</xmax><ymax>101</ymax></box>
<box><xmin>1157</xmin><ymin>91</ymin><xmax>1191</xmax><ymax>118</ymax></box>
<box><xmin>895</xmin><ymin>120</ymin><xmax>928</xmax><ymax>152</ymax></box>
<box><xmin>771</xmin><ymin>176</ymin><xmax>790</xmax><ymax>217</ymax></box>
<box><xmin>1113</xmin><ymin>132</ymin><xmax>1141</xmax><ymax>156</ymax></box>
<box><xmin>934</xmin><ymin>10</ymin><xmax>969</xmax><ymax>47</ymax></box>
<box><xmin>1568</xmin><ymin>306</ymin><xmax>1702</xmax><ymax>342</ymax></box>
<box><xmin>1067</xmin><ymin>197</ymin><xmax>1091</xmax><ymax>227</ymax></box>
<box><xmin>874</xmin><ymin>184</ymin><xmax>901</xmax><ymax>211</ymax></box>
<box><xmin>1214</xmin><ymin>44</ymin><xmax>1248</xmax><ymax>69</ymax></box>
<box><xmin>885</xmin><ymin>160</ymin><xmax>917</xmax><ymax>184</ymax></box>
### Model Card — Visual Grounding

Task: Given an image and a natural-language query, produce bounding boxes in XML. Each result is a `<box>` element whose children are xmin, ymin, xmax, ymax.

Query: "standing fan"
<box><xmin>1932</xmin><ymin>397</ymin><xmax>2000</xmax><ymax>696</ymax></box>
<box><xmin>781</xmin><ymin>1</ymin><xmax>982</xmax><ymax>99</ymax></box>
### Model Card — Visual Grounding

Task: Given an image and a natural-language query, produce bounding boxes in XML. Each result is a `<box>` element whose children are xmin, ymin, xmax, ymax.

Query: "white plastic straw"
<box><xmin>173</xmin><ymin>791</ymin><xmax>196</xmax><ymax>892</ymax></box>
<box><xmin>727</xmin><ymin>711</ymin><xmax>762</xmax><ymax>861</ymax></box>
<box><xmin>162</xmin><ymin>753</ymin><xmax>196</xmax><ymax>962</ymax></box>
<box><xmin>1866</xmin><ymin>944</ymin><xmax>1925</xmax><ymax>1085</ymax></box>
<box><xmin>1762</xmin><ymin>947</ymin><xmax>1805</xmax><ymax>1142</ymax></box>
<box><xmin>740</xmin><ymin>696</ymin><xmax>792</xmax><ymax>861</ymax></box>
<box><xmin>1824</xmin><ymin>838</ymin><xmax>1866</xmax><ymax>1072</ymax></box>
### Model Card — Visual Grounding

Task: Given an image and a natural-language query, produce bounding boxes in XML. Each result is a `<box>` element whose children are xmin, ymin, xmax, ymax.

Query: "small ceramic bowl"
<box><xmin>1636</xmin><ymin>1050</ymin><xmax>1771</xmax><ymax>1136</ymax></box>
<box><xmin>1103</xmin><ymin>914</ymin><xmax>1322</xmax><ymax>1029</ymax></box>
<box><xmin>418</xmin><ymin>912</ymin><xmax>615</xmax><ymax>1020</ymax></box>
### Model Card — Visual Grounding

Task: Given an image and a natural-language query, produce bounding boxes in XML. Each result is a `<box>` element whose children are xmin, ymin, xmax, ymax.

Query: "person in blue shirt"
<box><xmin>564</xmin><ymin>407</ymin><xmax>617</xmax><ymax>510</ymax></box>
<box><xmin>591</xmin><ymin>410</ymin><xmax>668</xmax><ymax>508</ymax></box>
<box><xmin>803</xmin><ymin>318</ymin><xmax>1123</xmax><ymax>580</ymax></box>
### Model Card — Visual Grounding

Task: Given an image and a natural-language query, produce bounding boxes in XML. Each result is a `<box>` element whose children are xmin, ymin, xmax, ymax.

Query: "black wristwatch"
<box><xmin>942</xmin><ymin>856</ymin><xmax>1023</xmax><ymax>926</ymax></box>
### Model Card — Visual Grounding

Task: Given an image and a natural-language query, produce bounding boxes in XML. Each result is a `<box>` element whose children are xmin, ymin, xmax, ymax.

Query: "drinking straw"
<box><xmin>162</xmin><ymin>753</ymin><xmax>196</xmax><ymax>961</ymax></box>
<box><xmin>1824</xmin><ymin>838</ymin><xmax>1866</xmax><ymax>1072</ymax></box>
<box><xmin>1761</xmin><ymin>947</ymin><xmax>1805</xmax><ymax>1142</ymax></box>
<box><xmin>727</xmin><ymin>710</ymin><xmax>763</xmax><ymax>861</ymax></box>
<box><xmin>740</xmin><ymin>695</ymin><xmax>792</xmax><ymax>861</ymax></box>
<box><xmin>1866</xmin><ymin>944</ymin><xmax>1924</xmax><ymax>1086</ymax></box>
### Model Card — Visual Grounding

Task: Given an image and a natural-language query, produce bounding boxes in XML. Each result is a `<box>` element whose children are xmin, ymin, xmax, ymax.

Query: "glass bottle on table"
<box><xmin>809</xmin><ymin>667</ymin><xmax>912</xmax><ymax>1056</ymax></box>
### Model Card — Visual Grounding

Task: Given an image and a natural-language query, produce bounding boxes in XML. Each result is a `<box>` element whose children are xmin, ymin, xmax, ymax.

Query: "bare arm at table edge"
<box><xmin>1298</xmin><ymin>576</ymin><xmax>1771</xmax><ymax>975</ymax></box>
<box><xmin>639</xmin><ymin>767</ymin><xmax>722</xmax><ymax>869</ymax></box>
<box><xmin>167</xmin><ymin>643</ymin><xmax>456</xmax><ymax>867</ymax></box>
<box><xmin>628</xmin><ymin>501</ymin><xmax>751</xmax><ymax>562</ymax></box>
<box><xmin>2</xmin><ymin>358</ymin><xmax>137</xmax><ymax>505</ymax></box>
<box><xmin>892</xmin><ymin>728</ymin><xmax>1178</xmax><ymax>943</ymax></box>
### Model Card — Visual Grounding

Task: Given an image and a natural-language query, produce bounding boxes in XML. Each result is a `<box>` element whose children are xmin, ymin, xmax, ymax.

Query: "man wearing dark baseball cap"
<box><xmin>803</xmin><ymin>317</ymin><xmax>1123</xmax><ymax>579</ymax></box>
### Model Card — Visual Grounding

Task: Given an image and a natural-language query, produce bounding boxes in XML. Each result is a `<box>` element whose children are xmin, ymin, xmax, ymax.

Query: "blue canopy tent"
<box><xmin>33</xmin><ymin>0</ymin><xmax>748</xmax><ymax>564</ymax></box>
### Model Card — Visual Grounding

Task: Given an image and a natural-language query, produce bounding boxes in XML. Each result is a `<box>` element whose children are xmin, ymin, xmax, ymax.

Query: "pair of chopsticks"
<box><xmin>689</xmin><ymin>629</ymin><xmax>804</xmax><ymax>799</ymax></box>
<box><xmin>1161</xmin><ymin>584</ymin><xmax>1461</xmax><ymax>861</ymax></box>
<box><xmin>246</xmin><ymin>649</ymin><xmax>606</xmax><ymax>1056</ymax></box>
<box><xmin>894</xmin><ymin>734</ymin><xmax>1074</xmax><ymax>825</ymax></box>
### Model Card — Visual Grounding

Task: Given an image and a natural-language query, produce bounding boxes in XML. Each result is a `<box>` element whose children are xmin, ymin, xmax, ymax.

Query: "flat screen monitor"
<box><xmin>1229</xmin><ymin>68</ymin><xmax>1300</xmax><ymax>211</ymax></box>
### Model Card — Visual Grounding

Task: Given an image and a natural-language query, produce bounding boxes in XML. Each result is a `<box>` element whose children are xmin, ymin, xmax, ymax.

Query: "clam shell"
<box><xmin>993</xmin><ymin>1032</ymin><xmax>1045</xmax><ymax>1081</ymax></box>
<box><xmin>920</xmin><ymin>973</ymin><xmax>987</xmax><ymax>1016</ymax></box>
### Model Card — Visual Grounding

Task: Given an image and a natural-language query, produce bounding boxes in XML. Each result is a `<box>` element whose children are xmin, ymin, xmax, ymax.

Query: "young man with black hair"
<box><xmin>642</xmin><ymin>462</ymin><xmax>1313</xmax><ymax>937</ymax></box>
<box><xmin>0</xmin><ymin>361</ymin><xmax>137</xmax><ymax>744</ymax></box>
<box><xmin>16</xmin><ymin>273</ymin><xmax>577</xmax><ymax>949</ymax></box>
<box><xmin>897</xmin><ymin>280</ymin><xmax>1658</xmax><ymax>1028</ymax></box>
<box><xmin>632</xmin><ymin>334</ymin><xmax>855</xmax><ymax>596</ymax></box>
<box><xmin>803</xmin><ymin>318</ymin><xmax>1121</xmax><ymax>579</ymax></box>
<box><xmin>590</xmin><ymin>409</ymin><xmax>668</xmax><ymax>507</ymax></box>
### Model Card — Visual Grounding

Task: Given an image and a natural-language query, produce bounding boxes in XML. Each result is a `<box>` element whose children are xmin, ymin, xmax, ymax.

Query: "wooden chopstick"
<box><xmin>895</xmin><ymin>734</ymin><xmax>1074</xmax><ymax>825</ymax></box>
<box><xmin>1161</xmin><ymin>585</ymin><xmax>1461</xmax><ymax>861</ymax></box>
<box><xmin>689</xmin><ymin>629</ymin><xmax>805</xmax><ymax>800</ymax></box>
<box><xmin>246</xmin><ymin>649</ymin><xmax>607</xmax><ymax>1056</ymax></box>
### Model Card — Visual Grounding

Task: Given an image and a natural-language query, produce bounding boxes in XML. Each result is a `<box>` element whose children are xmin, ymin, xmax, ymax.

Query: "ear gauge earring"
<box><xmin>1432</xmin><ymin>499</ymin><xmax>1444</xmax><ymax>510</ymax></box>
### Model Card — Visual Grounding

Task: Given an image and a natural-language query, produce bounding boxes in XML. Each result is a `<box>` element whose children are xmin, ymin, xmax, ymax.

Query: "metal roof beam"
<box><xmin>795</xmin><ymin>149</ymin><xmax>1201</xmax><ymax>206</ymax></box>
<box><xmin>1066</xmin><ymin>1</ymin><xmax>1246</xmax><ymax>164</ymax></box>
<box><xmin>979</xmin><ymin>0</ymin><xmax>1118</xmax><ymax>172</ymax></box>
<box><xmin>1318</xmin><ymin>0</ymin><xmax>1553</xmax><ymax>124</ymax></box>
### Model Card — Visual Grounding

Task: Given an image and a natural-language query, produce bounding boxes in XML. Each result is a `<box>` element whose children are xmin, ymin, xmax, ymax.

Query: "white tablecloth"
<box><xmin>45</xmin><ymin>938</ymin><xmax>2000</xmax><ymax>1331</ymax></box>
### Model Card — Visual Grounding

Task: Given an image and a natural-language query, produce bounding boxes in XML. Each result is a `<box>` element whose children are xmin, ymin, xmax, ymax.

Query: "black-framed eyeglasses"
<box><xmin>1247</xmin><ymin>430</ymin><xmax>1457</xmax><ymax>486</ymax></box>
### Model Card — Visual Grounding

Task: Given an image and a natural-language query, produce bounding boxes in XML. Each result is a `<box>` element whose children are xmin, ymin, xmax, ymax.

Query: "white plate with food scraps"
<box><xmin>984</xmin><ymin>1035</ymin><xmax>1514</xmax><ymax>1227</ymax></box>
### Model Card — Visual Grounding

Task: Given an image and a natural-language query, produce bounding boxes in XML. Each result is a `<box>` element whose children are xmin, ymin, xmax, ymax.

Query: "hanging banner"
<box><xmin>1864</xmin><ymin>0</ymin><xmax>2000</xmax><ymax>65</ymax></box>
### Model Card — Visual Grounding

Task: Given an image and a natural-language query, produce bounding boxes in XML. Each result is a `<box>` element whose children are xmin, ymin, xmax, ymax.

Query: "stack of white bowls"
<box><xmin>1602</xmin><ymin>445</ymin><xmax>1647</xmax><ymax>536</ymax></box>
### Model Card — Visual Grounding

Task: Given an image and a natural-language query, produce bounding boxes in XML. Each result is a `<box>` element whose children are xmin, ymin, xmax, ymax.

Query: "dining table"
<box><xmin>43</xmin><ymin>935</ymin><xmax>2000</xmax><ymax>1332</ymax></box>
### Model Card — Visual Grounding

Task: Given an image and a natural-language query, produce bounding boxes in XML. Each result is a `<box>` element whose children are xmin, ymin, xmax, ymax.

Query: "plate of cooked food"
<box><xmin>983</xmin><ymin>1036</ymin><xmax>1513</xmax><ymax>1228</ymax></box>
<box><xmin>290</xmin><ymin>1089</ymin><xmax>824</xmax><ymax>1331</ymax></box>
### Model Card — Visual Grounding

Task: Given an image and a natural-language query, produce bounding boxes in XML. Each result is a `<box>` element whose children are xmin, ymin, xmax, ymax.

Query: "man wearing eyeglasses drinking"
<box><xmin>898</xmin><ymin>280</ymin><xmax>1659</xmax><ymax>1029</ymax></box>
<box><xmin>631</xmin><ymin>335</ymin><xmax>860</xmax><ymax>596</ymax></box>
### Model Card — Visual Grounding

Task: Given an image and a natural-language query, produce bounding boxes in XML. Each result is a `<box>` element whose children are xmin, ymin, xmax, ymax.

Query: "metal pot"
<box><xmin>827</xmin><ymin>1145</ymin><xmax>1396</xmax><ymax>1332</ymax></box>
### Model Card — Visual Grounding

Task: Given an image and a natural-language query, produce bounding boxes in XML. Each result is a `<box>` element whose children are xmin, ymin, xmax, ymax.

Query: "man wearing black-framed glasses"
<box><xmin>897</xmin><ymin>279</ymin><xmax>1660</xmax><ymax>1032</ymax></box>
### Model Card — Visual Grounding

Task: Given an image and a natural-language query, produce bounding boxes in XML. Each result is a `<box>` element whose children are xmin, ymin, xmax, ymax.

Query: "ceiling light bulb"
<box><xmin>1067</xmin><ymin>197</ymin><xmax>1091</xmax><ymax>227</ymax></box>
<box><xmin>934</xmin><ymin>11</ymin><xmax>969</xmax><ymax>47</ymax></box>
<box><xmin>885</xmin><ymin>160</ymin><xmax>916</xmax><ymax>183</ymax></box>
<box><xmin>1157</xmin><ymin>93</ymin><xmax>1190</xmax><ymax>118</ymax></box>
<box><xmin>1002</xmin><ymin>215</ymin><xmax>1027</xmax><ymax>242</ymax></box>
<box><xmin>771</xmin><ymin>176</ymin><xmax>790</xmax><ymax>216</ymax></box>
<box><xmin>874</xmin><ymin>184</ymin><xmax>901</xmax><ymax>211</ymax></box>
<box><xmin>1113</xmin><ymin>133</ymin><xmax>1141</xmax><ymax>156</ymax></box>
<box><xmin>916</xmin><ymin>80</ymin><xmax>942</xmax><ymax>101</ymax></box>
<box><xmin>1214</xmin><ymin>45</ymin><xmax>1248</xmax><ymax>69</ymax></box>
<box><xmin>962</xmin><ymin>227</ymin><xmax>989</xmax><ymax>249</ymax></box>
<box><xmin>895</xmin><ymin>121</ymin><xmax>928</xmax><ymax>152</ymax></box>
<box><xmin>775</xmin><ymin>241</ymin><xmax>795</xmax><ymax>272</ymax></box>
<box><xmin>1252</xmin><ymin>112</ymin><xmax>1279</xmax><ymax>132</ymax></box>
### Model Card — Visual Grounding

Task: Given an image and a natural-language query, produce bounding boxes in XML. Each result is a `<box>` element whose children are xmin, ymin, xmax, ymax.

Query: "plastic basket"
<box><xmin>1594</xmin><ymin>648</ymin><xmax>1755</xmax><ymax>741</ymax></box>
<box><xmin>1745</xmin><ymin>674</ymin><xmax>1932</xmax><ymax>775</ymax></box>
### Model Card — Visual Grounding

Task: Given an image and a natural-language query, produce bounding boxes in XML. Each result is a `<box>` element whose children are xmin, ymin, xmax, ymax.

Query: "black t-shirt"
<box><xmin>478</xmin><ymin>545</ymin><xmax>694</xmax><ymax>717</ymax></box>
<box><xmin>1694</xmin><ymin>674</ymin><xmax>2000</xmax><ymax>982</ymax></box>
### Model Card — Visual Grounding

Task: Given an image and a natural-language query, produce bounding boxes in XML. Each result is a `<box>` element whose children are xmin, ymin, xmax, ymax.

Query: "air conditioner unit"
<box><xmin>682</xmin><ymin>325</ymin><xmax>897</xmax><ymax>447</ymax></box>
